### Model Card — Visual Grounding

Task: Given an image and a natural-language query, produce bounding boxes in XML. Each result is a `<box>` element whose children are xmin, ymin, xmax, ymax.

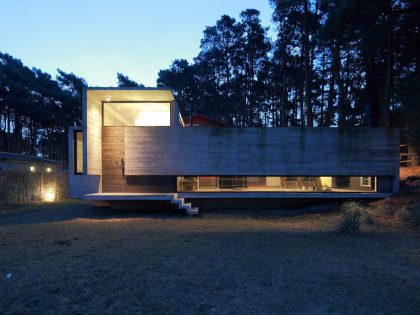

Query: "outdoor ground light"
<box><xmin>46</xmin><ymin>167</ymin><xmax>52</xmax><ymax>173</ymax></box>
<box><xmin>30</xmin><ymin>166</ymin><xmax>35</xmax><ymax>172</ymax></box>
<box><xmin>43</xmin><ymin>190</ymin><xmax>56</xmax><ymax>202</ymax></box>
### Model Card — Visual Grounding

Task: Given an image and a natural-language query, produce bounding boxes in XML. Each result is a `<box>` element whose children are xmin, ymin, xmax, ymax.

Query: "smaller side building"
<box><xmin>0</xmin><ymin>151</ymin><xmax>62</xmax><ymax>173</ymax></box>
<box><xmin>183</xmin><ymin>114</ymin><xmax>229</xmax><ymax>127</ymax></box>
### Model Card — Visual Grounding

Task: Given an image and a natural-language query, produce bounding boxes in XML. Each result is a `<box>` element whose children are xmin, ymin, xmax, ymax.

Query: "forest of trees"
<box><xmin>1</xmin><ymin>0</ymin><xmax>419</xmax><ymax>164</ymax></box>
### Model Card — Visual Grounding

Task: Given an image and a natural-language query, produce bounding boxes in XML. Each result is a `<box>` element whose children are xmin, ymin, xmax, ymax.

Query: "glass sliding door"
<box><xmin>177</xmin><ymin>176</ymin><xmax>377</xmax><ymax>193</ymax></box>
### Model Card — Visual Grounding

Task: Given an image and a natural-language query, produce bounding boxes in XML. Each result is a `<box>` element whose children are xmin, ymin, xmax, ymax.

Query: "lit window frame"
<box><xmin>360</xmin><ymin>176</ymin><xmax>372</xmax><ymax>187</ymax></box>
<box><xmin>73</xmin><ymin>130</ymin><xmax>83</xmax><ymax>175</ymax></box>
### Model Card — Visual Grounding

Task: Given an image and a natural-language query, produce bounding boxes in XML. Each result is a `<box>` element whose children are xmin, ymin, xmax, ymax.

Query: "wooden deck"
<box><xmin>84</xmin><ymin>192</ymin><xmax>390</xmax><ymax>200</ymax></box>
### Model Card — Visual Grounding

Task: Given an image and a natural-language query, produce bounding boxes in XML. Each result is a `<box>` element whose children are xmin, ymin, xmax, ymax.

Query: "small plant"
<box><xmin>390</xmin><ymin>200</ymin><xmax>407</xmax><ymax>214</ymax></box>
<box><xmin>400</xmin><ymin>205</ymin><xmax>420</xmax><ymax>227</ymax></box>
<box><xmin>364</xmin><ymin>209</ymin><xmax>375</xmax><ymax>225</ymax></box>
<box><xmin>375</xmin><ymin>203</ymin><xmax>393</xmax><ymax>216</ymax></box>
<box><xmin>412</xmin><ymin>206</ymin><xmax>420</xmax><ymax>227</ymax></box>
<box><xmin>337</xmin><ymin>201</ymin><xmax>362</xmax><ymax>235</ymax></box>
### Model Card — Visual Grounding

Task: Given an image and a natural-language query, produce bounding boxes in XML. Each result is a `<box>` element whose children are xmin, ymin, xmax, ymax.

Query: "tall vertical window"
<box><xmin>74</xmin><ymin>130</ymin><xmax>83</xmax><ymax>174</ymax></box>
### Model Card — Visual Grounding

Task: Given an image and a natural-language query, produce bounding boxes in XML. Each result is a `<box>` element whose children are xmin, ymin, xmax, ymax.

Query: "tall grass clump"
<box><xmin>337</xmin><ymin>201</ymin><xmax>363</xmax><ymax>235</ymax></box>
<box><xmin>400</xmin><ymin>205</ymin><xmax>420</xmax><ymax>227</ymax></box>
<box><xmin>375</xmin><ymin>203</ymin><xmax>393</xmax><ymax>216</ymax></box>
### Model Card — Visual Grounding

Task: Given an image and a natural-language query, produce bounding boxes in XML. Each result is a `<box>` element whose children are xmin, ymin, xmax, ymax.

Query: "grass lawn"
<box><xmin>0</xmin><ymin>200</ymin><xmax>419</xmax><ymax>314</ymax></box>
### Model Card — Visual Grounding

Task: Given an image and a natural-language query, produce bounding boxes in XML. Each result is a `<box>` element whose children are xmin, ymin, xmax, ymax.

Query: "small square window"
<box><xmin>360</xmin><ymin>177</ymin><xmax>371</xmax><ymax>187</ymax></box>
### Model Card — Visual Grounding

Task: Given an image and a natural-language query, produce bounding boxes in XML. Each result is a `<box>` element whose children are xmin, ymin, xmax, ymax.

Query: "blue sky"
<box><xmin>0</xmin><ymin>0</ymin><xmax>275</xmax><ymax>87</ymax></box>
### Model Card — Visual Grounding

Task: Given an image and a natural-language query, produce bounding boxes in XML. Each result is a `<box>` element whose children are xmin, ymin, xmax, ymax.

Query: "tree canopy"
<box><xmin>1</xmin><ymin>0</ymin><xmax>419</xmax><ymax>163</ymax></box>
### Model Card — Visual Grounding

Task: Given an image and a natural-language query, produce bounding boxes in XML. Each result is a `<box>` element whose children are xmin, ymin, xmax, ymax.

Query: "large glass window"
<box><xmin>177</xmin><ymin>176</ymin><xmax>377</xmax><ymax>193</ymax></box>
<box><xmin>103</xmin><ymin>102</ymin><xmax>170</xmax><ymax>126</ymax></box>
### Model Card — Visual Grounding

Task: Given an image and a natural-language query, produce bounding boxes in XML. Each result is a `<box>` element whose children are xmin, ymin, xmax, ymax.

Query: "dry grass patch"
<box><xmin>0</xmin><ymin>201</ymin><xmax>419</xmax><ymax>314</ymax></box>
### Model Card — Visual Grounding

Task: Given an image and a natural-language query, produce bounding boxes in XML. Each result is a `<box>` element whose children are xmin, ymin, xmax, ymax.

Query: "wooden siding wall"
<box><xmin>102</xmin><ymin>128</ymin><xmax>176</xmax><ymax>193</ymax></box>
<box><xmin>124</xmin><ymin>128</ymin><xmax>400</xmax><ymax>177</ymax></box>
<box><xmin>102</xmin><ymin>127</ymin><xmax>125</xmax><ymax>192</ymax></box>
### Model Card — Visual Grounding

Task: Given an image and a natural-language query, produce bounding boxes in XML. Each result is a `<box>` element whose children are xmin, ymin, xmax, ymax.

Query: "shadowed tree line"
<box><xmin>1</xmin><ymin>0</ymin><xmax>419</xmax><ymax>163</ymax></box>
<box><xmin>157</xmin><ymin>1</ymin><xmax>419</xmax><ymax>138</ymax></box>
<box><xmin>0</xmin><ymin>52</ymin><xmax>87</xmax><ymax>162</ymax></box>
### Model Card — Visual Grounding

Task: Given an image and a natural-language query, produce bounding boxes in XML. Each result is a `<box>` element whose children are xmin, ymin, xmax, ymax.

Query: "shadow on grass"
<box><xmin>0</xmin><ymin>203</ymin><xmax>188</xmax><ymax>227</ymax></box>
<box><xmin>0</xmin><ymin>199</ymin><xmax>346</xmax><ymax>227</ymax></box>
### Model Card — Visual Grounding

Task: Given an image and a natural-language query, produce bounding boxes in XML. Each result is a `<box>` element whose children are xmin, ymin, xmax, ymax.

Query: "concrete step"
<box><xmin>187</xmin><ymin>207</ymin><xmax>199</xmax><ymax>215</ymax></box>
<box><xmin>170</xmin><ymin>195</ymin><xmax>198</xmax><ymax>215</ymax></box>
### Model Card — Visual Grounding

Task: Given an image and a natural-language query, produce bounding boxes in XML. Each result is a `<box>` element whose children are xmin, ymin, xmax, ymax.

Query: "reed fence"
<box><xmin>0</xmin><ymin>171</ymin><xmax>68</xmax><ymax>205</ymax></box>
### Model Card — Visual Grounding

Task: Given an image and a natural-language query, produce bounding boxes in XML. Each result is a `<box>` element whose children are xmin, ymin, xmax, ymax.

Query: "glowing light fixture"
<box><xmin>105</xmin><ymin>95</ymin><xmax>111</xmax><ymax>102</ymax></box>
<box><xmin>43</xmin><ymin>190</ymin><xmax>56</xmax><ymax>202</ymax></box>
<box><xmin>46</xmin><ymin>167</ymin><xmax>52</xmax><ymax>173</ymax></box>
<box><xmin>30</xmin><ymin>166</ymin><xmax>35</xmax><ymax>172</ymax></box>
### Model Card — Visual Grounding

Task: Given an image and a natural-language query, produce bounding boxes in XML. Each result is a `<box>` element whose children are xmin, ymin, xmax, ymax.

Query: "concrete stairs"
<box><xmin>83</xmin><ymin>192</ymin><xmax>198</xmax><ymax>215</ymax></box>
<box><xmin>171</xmin><ymin>193</ymin><xmax>199</xmax><ymax>215</ymax></box>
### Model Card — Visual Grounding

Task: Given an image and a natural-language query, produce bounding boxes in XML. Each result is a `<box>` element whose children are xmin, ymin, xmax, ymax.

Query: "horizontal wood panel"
<box><xmin>124</xmin><ymin>127</ymin><xmax>399</xmax><ymax>176</ymax></box>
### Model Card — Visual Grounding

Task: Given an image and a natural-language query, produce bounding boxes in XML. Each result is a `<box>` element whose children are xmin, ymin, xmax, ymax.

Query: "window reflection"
<box><xmin>177</xmin><ymin>176</ymin><xmax>376</xmax><ymax>192</ymax></box>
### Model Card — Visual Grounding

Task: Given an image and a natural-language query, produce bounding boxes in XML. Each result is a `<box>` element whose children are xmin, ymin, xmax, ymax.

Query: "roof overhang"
<box><xmin>85</xmin><ymin>87</ymin><xmax>176</xmax><ymax>103</ymax></box>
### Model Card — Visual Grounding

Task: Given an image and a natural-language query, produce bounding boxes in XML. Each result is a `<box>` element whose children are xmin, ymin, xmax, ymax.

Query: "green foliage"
<box><xmin>398</xmin><ymin>204</ymin><xmax>420</xmax><ymax>227</ymax></box>
<box><xmin>158</xmin><ymin>9</ymin><xmax>271</xmax><ymax>126</ymax></box>
<box><xmin>117</xmin><ymin>73</ymin><xmax>144</xmax><ymax>88</ymax></box>
<box><xmin>364</xmin><ymin>209</ymin><xmax>375</xmax><ymax>225</ymax></box>
<box><xmin>397</xmin><ymin>73</ymin><xmax>420</xmax><ymax>146</ymax></box>
<box><xmin>337</xmin><ymin>201</ymin><xmax>362</xmax><ymax>235</ymax></box>
<box><xmin>0</xmin><ymin>52</ymin><xmax>87</xmax><ymax>160</ymax></box>
<box><xmin>375</xmin><ymin>203</ymin><xmax>394</xmax><ymax>216</ymax></box>
<box><xmin>2</xmin><ymin>0</ymin><xmax>419</xmax><ymax>158</ymax></box>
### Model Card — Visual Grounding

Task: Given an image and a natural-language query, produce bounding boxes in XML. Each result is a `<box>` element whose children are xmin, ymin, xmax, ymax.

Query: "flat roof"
<box><xmin>86</xmin><ymin>87</ymin><xmax>176</xmax><ymax>102</ymax></box>
<box><xmin>0</xmin><ymin>152</ymin><xmax>62</xmax><ymax>165</ymax></box>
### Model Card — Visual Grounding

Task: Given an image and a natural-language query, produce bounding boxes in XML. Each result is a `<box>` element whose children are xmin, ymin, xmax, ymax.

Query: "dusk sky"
<box><xmin>0</xmin><ymin>0</ymin><xmax>275</xmax><ymax>87</ymax></box>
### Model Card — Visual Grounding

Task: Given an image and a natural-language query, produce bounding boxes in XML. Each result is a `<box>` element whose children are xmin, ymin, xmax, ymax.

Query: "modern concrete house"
<box><xmin>68</xmin><ymin>87</ymin><xmax>400</xmax><ymax>214</ymax></box>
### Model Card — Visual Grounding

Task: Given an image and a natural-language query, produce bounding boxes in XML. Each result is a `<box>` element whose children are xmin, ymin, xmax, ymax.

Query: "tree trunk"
<box><xmin>382</xmin><ymin>20</ymin><xmax>393</xmax><ymax>127</ymax></box>
<box><xmin>303</xmin><ymin>0</ymin><xmax>313</xmax><ymax>127</ymax></box>
<box><xmin>364</xmin><ymin>53</ymin><xmax>380</xmax><ymax>127</ymax></box>
<box><xmin>333</xmin><ymin>42</ymin><xmax>346</xmax><ymax>128</ymax></box>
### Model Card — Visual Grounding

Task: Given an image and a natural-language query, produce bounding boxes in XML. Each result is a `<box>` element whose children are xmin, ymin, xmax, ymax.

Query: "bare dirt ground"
<box><xmin>0</xmin><ymin>198</ymin><xmax>419</xmax><ymax>315</ymax></box>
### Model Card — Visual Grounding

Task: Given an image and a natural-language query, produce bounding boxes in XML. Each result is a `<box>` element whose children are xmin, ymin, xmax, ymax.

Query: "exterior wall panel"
<box><xmin>124</xmin><ymin>127</ymin><xmax>399</xmax><ymax>177</ymax></box>
<box><xmin>69</xmin><ymin>175</ymin><xmax>101</xmax><ymax>198</ymax></box>
<box><xmin>85</xmin><ymin>90</ymin><xmax>102</xmax><ymax>175</ymax></box>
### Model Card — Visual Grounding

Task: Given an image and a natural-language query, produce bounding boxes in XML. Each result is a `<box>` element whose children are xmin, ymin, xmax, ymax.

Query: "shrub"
<box><xmin>337</xmin><ymin>201</ymin><xmax>362</xmax><ymax>235</ymax></box>
<box><xmin>364</xmin><ymin>209</ymin><xmax>376</xmax><ymax>225</ymax></box>
<box><xmin>400</xmin><ymin>205</ymin><xmax>420</xmax><ymax>227</ymax></box>
<box><xmin>412</xmin><ymin>206</ymin><xmax>420</xmax><ymax>227</ymax></box>
<box><xmin>375</xmin><ymin>203</ymin><xmax>393</xmax><ymax>216</ymax></box>
<box><xmin>390</xmin><ymin>200</ymin><xmax>407</xmax><ymax>214</ymax></box>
